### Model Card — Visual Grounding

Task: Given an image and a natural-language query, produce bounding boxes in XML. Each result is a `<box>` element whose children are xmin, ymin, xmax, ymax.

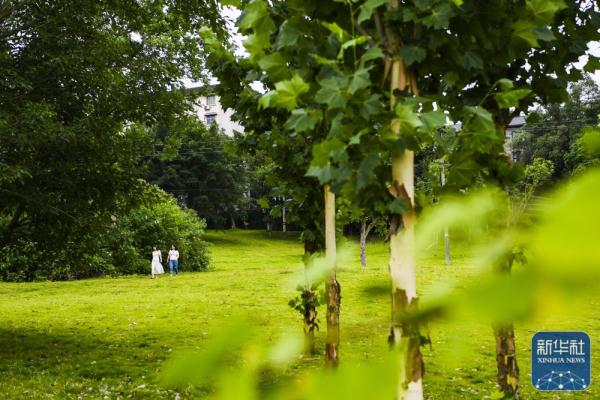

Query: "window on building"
<box><xmin>207</xmin><ymin>94</ymin><xmax>216</xmax><ymax>107</ymax></box>
<box><xmin>205</xmin><ymin>114</ymin><xmax>217</xmax><ymax>125</ymax></box>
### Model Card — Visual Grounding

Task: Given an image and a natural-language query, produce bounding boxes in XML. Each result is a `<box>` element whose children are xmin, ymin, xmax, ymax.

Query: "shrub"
<box><xmin>0</xmin><ymin>185</ymin><xmax>210</xmax><ymax>281</ymax></box>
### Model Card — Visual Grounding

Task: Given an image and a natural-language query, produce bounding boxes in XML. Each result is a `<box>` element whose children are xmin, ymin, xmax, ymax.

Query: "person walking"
<box><xmin>168</xmin><ymin>244</ymin><xmax>180</xmax><ymax>276</ymax></box>
<box><xmin>151</xmin><ymin>245</ymin><xmax>164</xmax><ymax>278</ymax></box>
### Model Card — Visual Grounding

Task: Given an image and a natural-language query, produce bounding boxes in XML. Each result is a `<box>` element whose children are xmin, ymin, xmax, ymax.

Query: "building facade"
<box><xmin>505</xmin><ymin>115</ymin><xmax>526</xmax><ymax>162</ymax></box>
<box><xmin>190</xmin><ymin>87</ymin><xmax>244</xmax><ymax>136</ymax></box>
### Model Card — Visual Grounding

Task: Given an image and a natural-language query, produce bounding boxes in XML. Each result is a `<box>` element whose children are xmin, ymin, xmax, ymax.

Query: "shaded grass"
<box><xmin>0</xmin><ymin>229</ymin><xmax>597</xmax><ymax>399</ymax></box>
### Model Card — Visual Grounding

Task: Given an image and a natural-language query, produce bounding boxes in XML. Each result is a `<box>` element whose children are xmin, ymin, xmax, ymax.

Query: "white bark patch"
<box><xmin>397</xmin><ymin>378</ymin><xmax>423</xmax><ymax>400</ymax></box>
<box><xmin>389</xmin><ymin>222</ymin><xmax>417</xmax><ymax>301</ymax></box>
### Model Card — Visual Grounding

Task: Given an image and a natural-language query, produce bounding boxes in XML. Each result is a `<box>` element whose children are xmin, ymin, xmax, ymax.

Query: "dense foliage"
<box><xmin>513</xmin><ymin>77</ymin><xmax>600</xmax><ymax>179</ymax></box>
<box><xmin>148</xmin><ymin>117</ymin><xmax>277</xmax><ymax>229</ymax></box>
<box><xmin>0</xmin><ymin>184</ymin><xmax>209</xmax><ymax>281</ymax></box>
<box><xmin>0</xmin><ymin>0</ymin><xmax>224</xmax><ymax>279</ymax></box>
<box><xmin>204</xmin><ymin>0</ymin><xmax>599</xmax><ymax>397</ymax></box>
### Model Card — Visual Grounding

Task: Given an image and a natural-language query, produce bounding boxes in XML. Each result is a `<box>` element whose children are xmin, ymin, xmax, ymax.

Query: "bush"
<box><xmin>0</xmin><ymin>186</ymin><xmax>210</xmax><ymax>281</ymax></box>
<box><xmin>111</xmin><ymin>189</ymin><xmax>210</xmax><ymax>274</ymax></box>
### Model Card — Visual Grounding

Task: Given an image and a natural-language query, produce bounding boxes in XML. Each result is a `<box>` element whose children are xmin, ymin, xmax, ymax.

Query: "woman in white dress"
<box><xmin>151</xmin><ymin>245</ymin><xmax>164</xmax><ymax>278</ymax></box>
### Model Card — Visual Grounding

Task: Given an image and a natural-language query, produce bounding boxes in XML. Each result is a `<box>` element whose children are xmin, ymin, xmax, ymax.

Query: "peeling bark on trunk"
<box><xmin>324</xmin><ymin>184</ymin><xmax>340</xmax><ymax>367</ymax></box>
<box><xmin>302</xmin><ymin>240</ymin><xmax>318</xmax><ymax>355</ymax></box>
<box><xmin>494</xmin><ymin>323</ymin><xmax>520</xmax><ymax>399</ymax></box>
<box><xmin>388</xmin><ymin>153</ymin><xmax>424</xmax><ymax>400</ymax></box>
<box><xmin>386</xmin><ymin>40</ymin><xmax>423</xmax><ymax>398</ymax></box>
<box><xmin>493</xmin><ymin>118</ymin><xmax>520</xmax><ymax>399</ymax></box>
<box><xmin>492</xmin><ymin>245</ymin><xmax>520</xmax><ymax>398</ymax></box>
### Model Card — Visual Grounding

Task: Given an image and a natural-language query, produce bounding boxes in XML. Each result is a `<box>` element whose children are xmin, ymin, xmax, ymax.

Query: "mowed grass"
<box><xmin>0</xmin><ymin>229</ymin><xmax>598</xmax><ymax>399</ymax></box>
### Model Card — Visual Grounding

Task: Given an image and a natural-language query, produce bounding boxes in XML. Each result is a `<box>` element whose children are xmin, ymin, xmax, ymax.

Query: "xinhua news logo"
<box><xmin>532</xmin><ymin>331</ymin><xmax>591</xmax><ymax>391</ymax></box>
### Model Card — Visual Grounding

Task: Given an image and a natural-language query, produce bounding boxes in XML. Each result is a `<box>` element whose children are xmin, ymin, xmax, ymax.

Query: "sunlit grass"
<box><xmin>0</xmin><ymin>229</ymin><xmax>597</xmax><ymax>399</ymax></box>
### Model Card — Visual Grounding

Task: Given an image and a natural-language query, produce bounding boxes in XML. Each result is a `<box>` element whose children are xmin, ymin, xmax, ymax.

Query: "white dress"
<box><xmin>151</xmin><ymin>250</ymin><xmax>164</xmax><ymax>275</ymax></box>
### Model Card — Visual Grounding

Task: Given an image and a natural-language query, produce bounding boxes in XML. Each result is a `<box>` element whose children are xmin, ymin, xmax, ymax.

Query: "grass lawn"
<box><xmin>0</xmin><ymin>229</ymin><xmax>597</xmax><ymax>399</ymax></box>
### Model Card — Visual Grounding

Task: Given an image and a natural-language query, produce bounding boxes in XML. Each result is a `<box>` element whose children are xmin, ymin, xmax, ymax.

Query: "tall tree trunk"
<box><xmin>282</xmin><ymin>203</ymin><xmax>287</xmax><ymax>232</ymax></box>
<box><xmin>387</xmin><ymin>53</ymin><xmax>424</xmax><ymax>399</ymax></box>
<box><xmin>443</xmin><ymin>228</ymin><xmax>451</xmax><ymax>266</ymax></box>
<box><xmin>360</xmin><ymin>218</ymin><xmax>377</xmax><ymax>268</ymax></box>
<box><xmin>493</xmin><ymin>256</ymin><xmax>519</xmax><ymax>398</ymax></box>
<box><xmin>440</xmin><ymin>164</ymin><xmax>451</xmax><ymax>266</ymax></box>
<box><xmin>494</xmin><ymin>323</ymin><xmax>520</xmax><ymax>399</ymax></box>
<box><xmin>360</xmin><ymin>219</ymin><xmax>368</xmax><ymax>267</ymax></box>
<box><xmin>302</xmin><ymin>240</ymin><xmax>318</xmax><ymax>355</ymax></box>
<box><xmin>324</xmin><ymin>184</ymin><xmax>340</xmax><ymax>367</ymax></box>
<box><xmin>493</xmin><ymin>119</ymin><xmax>520</xmax><ymax>399</ymax></box>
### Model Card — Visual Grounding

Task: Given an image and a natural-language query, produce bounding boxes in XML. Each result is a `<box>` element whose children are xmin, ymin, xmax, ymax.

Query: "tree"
<box><xmin>148</xmin><ymin>119</ymin><xmax>248</xmax><ymax>229</ymax></box>
<box><xmin>208</xmin><ymin>0</ymin><xmax>598</xmax><ymax>397</ymax></box>
<box><xmin>0</xmin><ymin>0</ymin><xmax>226</xmax><ymax>275</ymax></box>
<box><xmin>513</xmin><ymin>77</ymin><xmax>600</xmax><ymax>180</ymax></box>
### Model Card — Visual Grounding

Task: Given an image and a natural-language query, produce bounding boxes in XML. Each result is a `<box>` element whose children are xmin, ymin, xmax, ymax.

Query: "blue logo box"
<box><xmin>532</xmin><ymin>331</ymin><xmax>591</xmax><ymax>391</ymax></box>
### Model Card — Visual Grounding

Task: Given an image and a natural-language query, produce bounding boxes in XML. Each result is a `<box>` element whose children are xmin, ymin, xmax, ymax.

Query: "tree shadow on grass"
<box><xmin>0</xmin><ymin>327</ymin><xmax>160</xmax><ymax>381</ymax></box>
<box><xmin>361</xmin><ymin>282</ymin><xmax>390</xmax><ymax>299</ymax></box>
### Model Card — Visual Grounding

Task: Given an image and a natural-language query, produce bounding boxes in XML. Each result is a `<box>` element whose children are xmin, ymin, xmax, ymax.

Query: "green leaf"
<box><xmin>533</xmin><ymin>26</ymin><xmax>556</xmax><ymax>41</ymax></box>
<box><xmin>360</xmin><ymin>94</ymin><xmax>384</xmax><ymax>119</ymax></box>
<box><xmin>311</xmin><ymin>138</ymin><xmax>347</xmax><ymax>166</ymax></box>
<box><xmin>357</xmin><ymin>0</ymin><xmax>387</xmax><ymax>24</ymax></box>
<box><xmin>526</xmin><ymin>0</ymin><xmax>567</xmax><ymax>24</ymax></box>
<box><xmin>463</xmin><ymin>51</ymin><xmax>483</xmax><ymax>70</ymax></box>
<box><xmin>243</xmin><ymin>34</ymin><xmax>268</xmax><ymax>56</ymax></box>
<box><xmin>497</xmin><ymin>78</ymin><xmax>514</xmax><ymax>91</ymax></box>
<box><xmin>276</xmin><ymin>19</ymin><xmax>302</xmax><ymax>49</ymax></box>
<box><xmin>349</xmin><ymin>128</ymin><xmax>369</xmax><ymax>145</ymax></box>
<box><xmin>463</xmin><ymin>106</ymin><xmax>495</xmax><ymax>134</ymax></box>
<box><xmin>321</xmin><ymin>21</ymin><xmax>347</xmax><ymax>42</ymax></box>
<box><xmin>420</xmin><ymin>110</ymin><xmax>447</xmax><ymax>132</ymax></box>
<box><xmin>584</xmin><ymin>56</ymin><xmax>600</xmax><ymax>73</ymax></box>
<box><xmin>448</xmin><ymin>151</ymin><xmax>482</xmax><ymax>186</ymax></box>
<box><xmin>257</xmin><ymin>197</ymin><xmax>270</xmax><ymax>209</ymax></box>
<box><xmin>399</xmin><ymin>45</ymin><xmax>426</xmax><ymax>66</ymax></box>
<box><xmin>414</xmin><ymin>0</ymin><xmax>433</xmax><ymax>10</ymax></box>
<box><xmin>258</xmin><ymin>90</ymin><xmax>277</xmax><ymax>109</ymax></box>
<box><xmin>580</xmin><ymin>126</ymin><xmax>600</xmax><ymax>156</ymax></box>
<box><xmin>357</xmin><ymin>151</ymin><xmax>380</xmax><ymax>190</ymax></box>
<box><xmin>239</xmin><ymin>0</ymin><xmax>275</xmax><ymax>38</ymax></box>
<box><xmin>220</xmin><ymin>0</ymin><xmax>240</xmax><ymax>6</ymax></box>
<box><xmin>315</xmin><ymin>77</ymin><xmax>348</xmax><ymax>110</ymax></box>
<box><xmin>395</xmin><ymin>104</ymin><xmax>423</xmax><ymax>132</ymax></box>
<box><xmin>360</xmin><ymin>46</ymin><xmax>384</xmax><ymax>64</ymax></box>
<box><xmin>512</xmin><ymin>20</ymin><xmax>539</xmax><ymax>47</ymax></box>
<box><xmin>273</xmin><ymin>75</ymin><xmax>310</xmax><ymax>111</ymax></box>
<box><xmin>422</xmin><ymin>3</ymin><xmax>455</xmax><ymax>29</ymax></box>
<box><xmin>309</xmin><ymin>53</ymin><xmax>338</xmax><ymax>66</ymax></box>
<box><xmin>284</xmin><ymin>109</ymin><xmax>321</xmax><ymax>132</ymax></box>
<box><xmin>442</xmin><ymin>72</ymin><xmax>459</xmax><ymax>87</ymax></box>
<box><xmin>338</xmin><ymin>36</ymin><xmax>369</xmax><ymax>60</ymax></box>
<box><xmin>348</xmin><ymin>66</ymin><xmax>373</xmax><ymax>94</ymax></box>
<box><xmin>306</xmin><ymin>139</ymin><xmax>347</xmax><ymax>183</ymax></box>
<box><xmin>493</xmin><ymin>89</ymin><xmax>531</xmax><ymax>109</ymax></box>
<box><xmin>258</xmin><ymin>53</ymin><xmax>288</xmax><ymax>80</ymax></box>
